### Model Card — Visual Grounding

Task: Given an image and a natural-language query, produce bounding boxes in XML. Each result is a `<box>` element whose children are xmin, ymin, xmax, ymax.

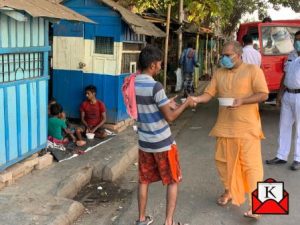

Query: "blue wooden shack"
<box><xmin>0</xmin><ymin>0</ymin><xmax>91</xmax><ymax>171</ymax></box>
<box><xmin>52</xmin><ymin>0</ymin><xmax>165</xmax><ymax>123</ymax></box>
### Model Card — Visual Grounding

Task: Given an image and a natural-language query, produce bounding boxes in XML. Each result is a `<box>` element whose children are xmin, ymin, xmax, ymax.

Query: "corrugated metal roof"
<box><xmin>57</xmin><ymin>0</ymin><xmax>165</xmax><ymax>37</ymax></box>
<box><xmin>99</xmin><ymin>0</ymin><xmax>165</xmax><ymax>37</ymax></box>
<box><xmin>0</xmin><ymin>0</ymin><xmax>93</xmax><ymax>23</ymax></box>
<box><xmin>183</xmin><ymin>23</ymin><xmax>213</xmax><ymax>35</ymax></box>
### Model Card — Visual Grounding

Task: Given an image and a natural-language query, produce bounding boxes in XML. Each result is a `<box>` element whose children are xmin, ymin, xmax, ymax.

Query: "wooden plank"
<box><xmin>0</xmin><ymin>10</ymin><xmax>28</xmax><ymax>22</ymax></box>
<box><xmin>39</xmin><ymin>18</ymin><xmax>44</xmax><ymax>46</ymax></box>
<box><xmin>31</xmin><ymin>18</ymin><xmax>39</xmax><ymax>47</ymax></box>
<box><xmin>9</xmin><ymin>17</ymin><xmax>16</xmax><ymax>48</ymax></box>
<box><xmin>0</xmin><ymin>88</ymin><xmax>6</xmax><ymax>165</ymax></box>
<box><xmin>0</xmin><ymin>14</ymin><xmax>9</xmax><ymax>47</ymax></box>
<box><xmin>16</xmin><ymin>20</ymin><xmax>25</xmax><ymax>48</ymax></box>
<box><xmin>19</xmin><ymin>84</ymin><xmax>29</xmax><ymax>154</ymax></box>
<box><xmin>6</xmin><ymin>86</ymin><xmax>18</xmax><ymax>160</ymax></box>
<box><xmin>24</xmin><ymin>18</ymin><xmax>31</xmax><ymax>47</ymax></box>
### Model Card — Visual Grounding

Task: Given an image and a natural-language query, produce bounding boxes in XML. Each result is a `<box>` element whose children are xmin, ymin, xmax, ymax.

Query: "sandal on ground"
<box><xmin>164</xmin><ymin>221</ymin><xmax>189</xmax><ymax>225</ymax></box>
<box><xmin>135</xmin><ymin>216</ymin><xmax>153</xmax><ymax>225</ymax></box>
<box><xmin>217</xmin><ymin>193</ymin><xmax>232</xmax><ymax>206</ymax></box>
<box><xmin>173</xmin><ymin>222</ymin><xmax>189</xmax><ymax>225</ymax></box>
<box><xmin>244</xmin><ymin>210</ymin><xmax>261</xmax><ymax>219</ymax></box>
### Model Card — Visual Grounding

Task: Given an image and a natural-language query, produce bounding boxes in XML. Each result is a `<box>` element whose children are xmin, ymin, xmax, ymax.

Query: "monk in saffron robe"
<box><xmin>193</xmin><ymin>41</ymin><xmax>269</xmax><ymax>218</ymax></box>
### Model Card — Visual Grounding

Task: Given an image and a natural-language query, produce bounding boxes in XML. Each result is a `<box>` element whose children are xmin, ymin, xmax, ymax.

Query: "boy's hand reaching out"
<box><xmin>186</xmin><ymin>96</ymin><xmax>197</xmax><ymax>108</ymax></box>
<box><xmin>169</xmin><ymin>95</ymin><xmax>179</xmax><ymax>110</ymax></box>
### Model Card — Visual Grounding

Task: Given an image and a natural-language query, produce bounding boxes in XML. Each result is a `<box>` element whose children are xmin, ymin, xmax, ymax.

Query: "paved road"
<box><xmin>109</xmin><ymin>100</ymin><xmax>300</xmax><ymax>225</ymax></box>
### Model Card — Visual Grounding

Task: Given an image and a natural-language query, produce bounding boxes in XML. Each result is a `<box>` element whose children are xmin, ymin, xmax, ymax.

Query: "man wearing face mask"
<box><xmin>283</xmin><ymin>31</ymin><xmax>300</xmax><ymax>73</ymax></box>
<box><xmin>266</xmin><ymin>31</ymin><xmax>300</xmax><ymax>170</ymax></box>
<box><xmin>192</xmin><ymin>41</ymin><xmax>269</xmax><ymax>218</ymax></box>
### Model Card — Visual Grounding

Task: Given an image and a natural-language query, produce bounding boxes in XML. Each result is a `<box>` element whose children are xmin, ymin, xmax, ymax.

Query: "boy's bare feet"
<box><xmin>76</xmin><ymin>140</ymin><xmax>86</xmax><ymax>147</ymax></box>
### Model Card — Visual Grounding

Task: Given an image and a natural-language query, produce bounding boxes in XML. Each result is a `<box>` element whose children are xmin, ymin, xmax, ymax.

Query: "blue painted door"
<box><xmin>0</xmin><ymin>78</ymin><xmax>48</xmax><ymax>171</ymax></box>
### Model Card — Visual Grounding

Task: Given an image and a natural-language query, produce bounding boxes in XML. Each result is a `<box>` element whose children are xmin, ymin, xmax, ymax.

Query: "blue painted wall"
<box><xmin>54</xmin><ymin>0</ymin><xmax>123</xmax><ymax>41</ymax></box>
<box><xmin>53</xmin><ymin>70</ymin><xmax>129</xmax><ymax>123</ymax></box>
<box><xmin>53</xmin><ymin>21</ymin><xmax>84</xmax><ymax>37</ymax></box>
<box><xmin>0</xmin><ymin>13</ymin><xmax>49</xmax><ymax>171</ymax></box>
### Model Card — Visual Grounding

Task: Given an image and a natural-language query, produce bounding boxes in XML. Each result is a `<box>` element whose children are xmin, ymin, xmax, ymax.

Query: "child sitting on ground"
<box><xmin>76</xmin><ymin>85</ymin><xmax>107</xmax><ymax>140</ymax></box>
<box><xmin>48</xmin><ymin>103</ymin><xmax>86</xmax><ymax>147</ymax></box>
<box><xmin>48</xmin><ymin>97</ymin><xmax>66</xmax><ymax>120</ymax></box>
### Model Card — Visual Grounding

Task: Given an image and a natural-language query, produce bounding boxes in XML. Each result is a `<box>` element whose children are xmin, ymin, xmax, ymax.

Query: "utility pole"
<box><xmin>178</xmin><ymin>0</ymin><xmax>184</xmax><ymax>61</ymax></box>
<box><xmin>164</xmin><ymin>4</ymin><xmax>171</xmax><ymax>90</ymax></box>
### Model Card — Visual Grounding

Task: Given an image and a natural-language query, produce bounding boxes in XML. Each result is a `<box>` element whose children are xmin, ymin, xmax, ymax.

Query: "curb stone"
<box><xmin>0</xmin><ymin>194</ymin><xmax>85</xmax><ymax>225</ymax></box>
<box><xmin>50</xmin><ymin>201</ymin><xmax>85</xmax><ymax>225</ymax></box>
<box><xmin>56</xmin><ymin>166</ymin><xmax>93</xmax><ymax>199</ymax></box>
<box><xmin>102</xmin><ymin>145</ymin><xmax>138</xmax><ymax>182</ymax></box>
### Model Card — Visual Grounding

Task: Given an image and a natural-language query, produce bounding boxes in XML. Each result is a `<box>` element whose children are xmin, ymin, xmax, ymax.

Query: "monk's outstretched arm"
<box><xmin>192</xmin><ymin>93</ymin><xmax>213</xmax><ymax>104</ymax></box>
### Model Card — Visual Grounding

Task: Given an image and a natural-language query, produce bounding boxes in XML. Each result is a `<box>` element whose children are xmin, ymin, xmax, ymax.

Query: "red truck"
<box><xmin>237</xmin><ymin>20</ymin><xmax>300</xmax><ymax>94</ymax></box>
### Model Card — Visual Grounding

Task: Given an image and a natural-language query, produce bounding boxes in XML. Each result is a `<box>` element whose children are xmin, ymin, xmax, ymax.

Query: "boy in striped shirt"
<box><xmin>135</xmin><ymin>45</ymin><xmax>195</xmax><ymax>225</ymax></box>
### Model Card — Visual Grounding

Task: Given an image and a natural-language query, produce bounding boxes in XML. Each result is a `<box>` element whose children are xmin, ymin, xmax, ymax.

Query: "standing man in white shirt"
<box><xmin>242</xmin><ymin>34</ymin><xmax>262</xmax><ymax>66</ymax></box>
<box><xmin>266</xmin><ymin>30</ymin><xmax>300</xmax><ymax>170</ymax></box>
<box><xmin>284</xmin><ymin>49</ymin><xmax>298</xmax><ymax>73</ymax></box>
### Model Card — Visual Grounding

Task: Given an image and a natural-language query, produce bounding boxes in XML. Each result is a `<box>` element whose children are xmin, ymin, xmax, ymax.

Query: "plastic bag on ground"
<box><xmin>175</xmin><ymin>68</ymin><xmax>182</xmax><ymax>92</ymax></box>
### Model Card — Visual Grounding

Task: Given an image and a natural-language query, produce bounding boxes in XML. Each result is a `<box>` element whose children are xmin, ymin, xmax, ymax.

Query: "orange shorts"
<box><xmin>138</xmin><ymin>144</ymin><xmax>182</xmax><ymax>185</ymax></box>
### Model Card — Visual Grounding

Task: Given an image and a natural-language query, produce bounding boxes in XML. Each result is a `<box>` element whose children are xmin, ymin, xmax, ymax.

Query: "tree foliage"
<box><xmin>223</xmin><ymin>0</ymin><xmax>300</xmax><ymax>35</ymax></box>
<box><xmin>185</xmin><ymin>0</ymin><xmax>233</xmax><ymax>26</ymax></box>
<box><xmin>116</xmin><ymin>0</ymin><xmax>300</xmax><ymax>36</ymax></box>
<box><xmin>269</xmin><ymin>0</ymin><xmax>300</xmax><ymax>11</ymax></box>
<box><xmin>116</xmin><ymin>0</ymin><xmax>176</xmax><ymax>13</ymax></box>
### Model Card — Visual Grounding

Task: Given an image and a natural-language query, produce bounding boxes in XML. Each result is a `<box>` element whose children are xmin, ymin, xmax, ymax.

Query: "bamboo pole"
<box><xmin>195</xmin><ymin>33</ymin><xmax>200</xmax><ymax>88</ymax></box>
<box><xmin>210</xmin><ymin>37</ymin><xmax>213</xmax><ymax>75</ymax></box>
<box><xmin>178</xmin><ymin>0</ymin><xmax>184</xmax><ymax>61</ymax></box>
<box><xmin>164</xmin><ymin>4</ymin><xmax>171</xmax><ymax>90</ymax></box>
<box><xmin>205</xmin><ymin>33</ymin><xmax>208</xmax><ymax>75</ymax></box>
<box><xmin>217</xmin><ymin>37</ymin><xmax>220</xmax><ymax>62</ymax></box>
<box><xmin>210</xmin><ymin>37</ymin><xmax>213</xmax><ymax>64</ymax></box>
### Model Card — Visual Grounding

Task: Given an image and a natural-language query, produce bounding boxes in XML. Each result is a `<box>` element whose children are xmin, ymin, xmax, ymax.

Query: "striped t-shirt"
<box><xmin>135</xmin><ymin>74</ymin><xmax>174</xmax><ymax>152</ymax></box>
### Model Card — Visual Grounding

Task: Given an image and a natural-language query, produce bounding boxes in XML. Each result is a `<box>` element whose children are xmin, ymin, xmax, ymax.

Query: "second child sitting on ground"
<box><xmin>48</xmin><ymin>103</ymin><xmax>86</xmax><ymax>147</ymax></box>
<box><xmin>76</xmin><ymin>85</ymin><xmax>107</xmax><ymax>140</ymax></box>
<box><xmin>48</xmin><ymin>97</ymin><xmax>66</xmax><ymax>120</ymax></box>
